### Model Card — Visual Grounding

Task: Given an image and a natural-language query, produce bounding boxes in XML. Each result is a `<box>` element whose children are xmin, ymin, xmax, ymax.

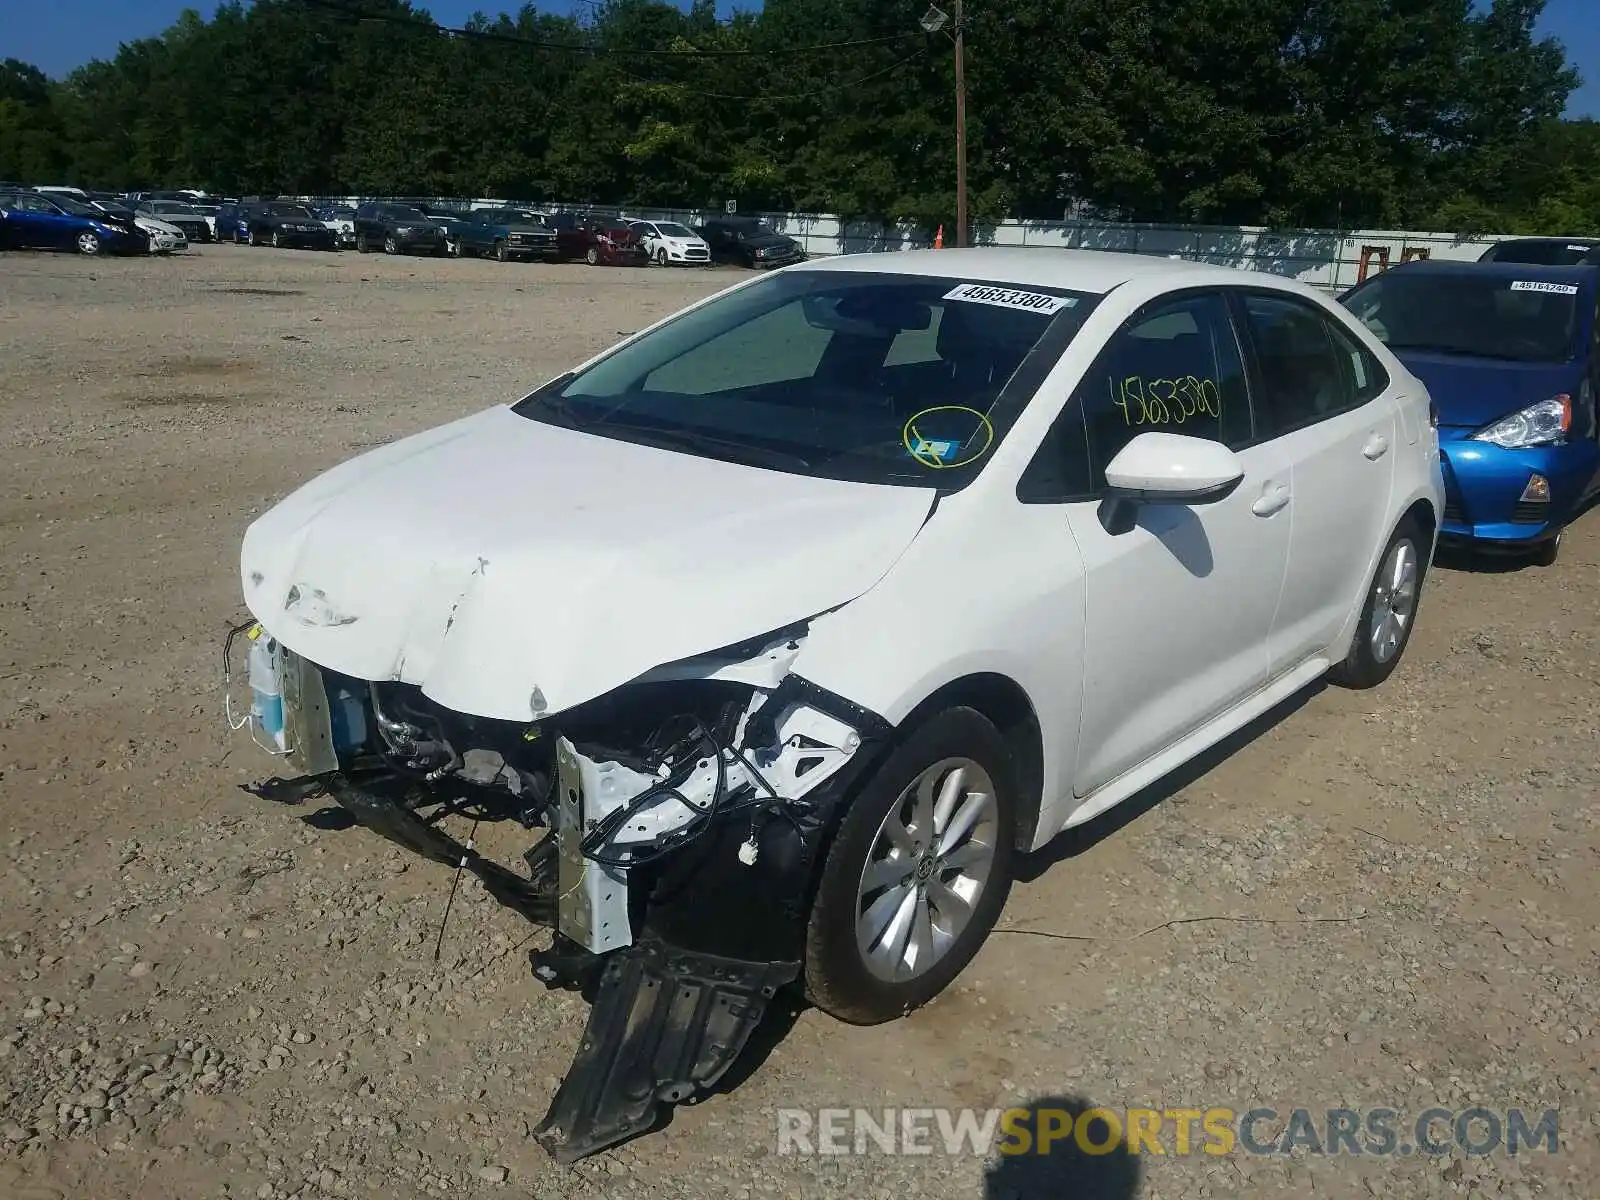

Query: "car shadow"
<box><xmin>1014</xmin><ymin>681</ymin><xmax>1325</xmax><ymax>884</ymax></box>
<box><xmin>981</xmin><ymin>1094</ymin><xmax>1143</xmax><ymax>1199</ymax></box>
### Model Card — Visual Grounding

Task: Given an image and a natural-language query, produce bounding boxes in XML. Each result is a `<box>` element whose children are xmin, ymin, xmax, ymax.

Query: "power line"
<box><xmin>609</xmin><ymin>46</ymin><xmax>929</xmax><ymax>102</ymax></box>
<box><xmin>296</xmin><ymin>0</ymin><xmax>925</xmax><ymax>59</ymax></box>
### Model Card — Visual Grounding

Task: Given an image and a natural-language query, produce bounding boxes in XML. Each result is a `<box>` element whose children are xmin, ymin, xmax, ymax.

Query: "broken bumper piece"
<box><xmin>324</xmin><ymin>773</ymin><xmax>558</xmax><ymax>926</ymax></box>
<box><xmin>534</xmin><ymin>936</ymin><xmax>799</xmax><ymax>1163</ymax></box>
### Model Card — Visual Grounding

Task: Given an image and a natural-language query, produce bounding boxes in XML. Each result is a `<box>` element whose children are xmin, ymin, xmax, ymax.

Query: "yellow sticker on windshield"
<box><xmin>902</xmin><ymin>406</ymin><xmax>996</xmax><ymax>469</ymax></box>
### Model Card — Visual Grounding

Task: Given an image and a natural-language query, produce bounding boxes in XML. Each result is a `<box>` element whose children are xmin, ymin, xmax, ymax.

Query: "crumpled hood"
<box><xmin>1396</xmin><ymin>351</ymin><xmax>1582</xmax><ymax>429</ymax></box>
<box><xmin>241</xmin><ymin>405</ymin><xmax>935</xmax><ymax>721</ymax></box>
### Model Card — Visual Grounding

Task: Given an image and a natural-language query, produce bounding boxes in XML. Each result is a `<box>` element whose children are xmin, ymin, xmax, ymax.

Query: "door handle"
<box><xmin>1252</xmin><ymin>483</ymin><xmax>1291</xmax><ymax>517</ymax></box>
<box><xmin>1363</xmin><ymin>433</ymin><xmax>1390</xmax><ymax>460</ymax></box>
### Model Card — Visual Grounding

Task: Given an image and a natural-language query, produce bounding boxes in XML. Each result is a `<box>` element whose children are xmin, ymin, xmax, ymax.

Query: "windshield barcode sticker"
<box><xmin>944</xmin><ymin>283</ymin><xmax>1076</xmax><ymax>314</ymax></box>
<box><xmin>1509</xmin><ymin>281</ymin><xmax>1579</xmax><ymax>295</ymax></box>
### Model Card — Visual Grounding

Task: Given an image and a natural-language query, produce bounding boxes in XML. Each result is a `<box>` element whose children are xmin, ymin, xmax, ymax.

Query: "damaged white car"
<box><xmin>229</xmin><ymin>248</ymin><xmax>1443</xmax><ymax>1161</ymax></box>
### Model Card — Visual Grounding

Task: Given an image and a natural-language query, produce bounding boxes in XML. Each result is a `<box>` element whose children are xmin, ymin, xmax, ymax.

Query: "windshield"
<box><xmin>512</xmin><ymin>270</ymin><xmax>1095</xmax><ymax>487</ymax></box>
<box><xmin>94</xmin><ymin>201</ymin><xmax>135</xmax><ymax>217</ymax></box>
<box><xmin>490</xmin><ymin>209</ymin><xmax>547</xmax><ymax>225</ymax></box>
<box><xmin>265</xmin><ymin>203</ymin><xmax>315</xmax><ymax>218</ymax></box>
<box><xmin>656</xmin><ymin>221</ymin><xmax>695</xmax><ymax>238</ymax></box>
<box><xmin>150</xmin><ymin>201</ymin><xmax>199</xmax><ymax>215</ymax></box>
<box><xmin>1342</xmin><ymin>271</ymin><xmax>1582</xmax><ymax>364</ymax></box>
<box><xmin>1488</xmin><ymin>241</ymin><xmax>1596</xmax><ymax>266</ymax></box>
<box><xmin>386</xmin><ymin>205</ymin><xmax>427</xmax><ymax>219</ymax></box>
<box><xmin>52</xmin><ymin>195</ymin><xmax>102</xmax><ymax>216</ymax></box>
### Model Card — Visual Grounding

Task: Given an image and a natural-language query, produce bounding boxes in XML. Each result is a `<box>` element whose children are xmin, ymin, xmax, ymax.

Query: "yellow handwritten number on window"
<box><xmin>1112</xmin><ymin>376</ymin><xmax>1221</xmax><ymax>427</ymax></box>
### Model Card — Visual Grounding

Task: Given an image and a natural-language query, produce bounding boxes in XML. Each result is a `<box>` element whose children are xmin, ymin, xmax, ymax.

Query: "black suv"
<box><xmin>693</xmin><ymin>216</ymin><xmax>806</xmax><ymax>268</ymax></box>
<box><xmin>242</xmin><ymin>201</ymin><xmax>337</xmax><ymax>249</ymax></box>
<box><xmin>353</xmin><ymin>202</ymin><xmax>446</xmax><ymax>255</ymax></box>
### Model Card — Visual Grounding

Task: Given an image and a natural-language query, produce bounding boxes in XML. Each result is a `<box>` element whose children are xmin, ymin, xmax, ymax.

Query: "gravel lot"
<box><xmin>1</xmin><ymin>244</ymin><xmax>1596</xmax><ymax>1200</ymax></box>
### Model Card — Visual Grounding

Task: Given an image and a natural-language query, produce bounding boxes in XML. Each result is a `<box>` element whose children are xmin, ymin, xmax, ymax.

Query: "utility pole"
<box><xmin>953</xmin><ymin>0</ymin><xmax>967</xmax><ymax>247</ymax></box>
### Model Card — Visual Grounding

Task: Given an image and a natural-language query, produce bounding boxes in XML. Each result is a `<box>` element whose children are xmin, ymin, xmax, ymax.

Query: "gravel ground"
<box><xmin>0</xmin><ymin>244</ymin><xmax>1596</xmax><ymax>1200</ymax></box>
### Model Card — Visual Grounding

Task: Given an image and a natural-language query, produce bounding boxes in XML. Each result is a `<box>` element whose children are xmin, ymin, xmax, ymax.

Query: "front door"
<box><xmin>1062</xmin><ymin>290</ymin><xmax>1293</xmax><ymax>797</ymax></box>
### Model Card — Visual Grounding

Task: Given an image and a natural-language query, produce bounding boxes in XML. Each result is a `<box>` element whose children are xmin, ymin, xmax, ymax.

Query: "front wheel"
<box><xmin>494</xmin><ymin>240</ymin><xmax>509</xmax><ymax>262</ymax></box>
<box><xmin>1530</xmin><ymin>529</ymin><xmax>1563</xmax><ymax>567</ymax></box>
<box><xmin>248</xmin><ymin>228</ymin><xmax>261</xmax><ymax>247</ymax></box>
<box><xmin>75</xmin><ymin>230</ymin><xmax>103</xmax><ymax>256</ymax></box>
<box><xmin>271</xmin><ymin>230</ymin><xmax>282</xmax><ymax>249</ymax></box>
<box><xmin>383</xmin><ymin>235</ymin><xmax>399</xmax><ymax>254</ymax></box>
<box><xmin>1328</xmin><ymin>518</ymin><xmax>1426</xmax><ymax>689</ymax></box>
<box><xmin>655</xmin><ymin>247</ymin><xmax>668</xmax><ymax>266</ymax></box>
<box><xmin>803</xmin><ymin>707</ymin><xmax>1017</xmax><ymax>1025</ymax></box>
<box><xmin>585</xmin><ymin>246</ymin><xmax>600</xmax><ymax>266</ymax></box>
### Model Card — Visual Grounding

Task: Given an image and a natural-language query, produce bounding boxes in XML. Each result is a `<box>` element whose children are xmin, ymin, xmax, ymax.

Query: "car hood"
<box><xmin>136</xmin><ymin>215</ymin><xmax>183</xmax><ymax>235</ymax></box>
<box><xmin>497</xmin><ymin>221</ymin><xmax>554</xmax><ymax>234</ymax></box>
<box><xmin>240</xmin><ymin>405</ymin><xmax>935</xmax><ymax>721</ymax></box>
<box><xmin>1394</xmin><ymin>351</ymin><xmax>1583</xmax><ymax>428</ymax></box>
<box><xmin>742</xmin><ymin>233</ymin><xmax>796</xmax><ymax>248</ymax></box>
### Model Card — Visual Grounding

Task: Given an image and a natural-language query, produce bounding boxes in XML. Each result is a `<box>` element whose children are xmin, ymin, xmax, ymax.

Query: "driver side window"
<box><xmin>1019</xmin><ymin>292</ymin><xmax>1251</xmax><ymax>502</ymax></box>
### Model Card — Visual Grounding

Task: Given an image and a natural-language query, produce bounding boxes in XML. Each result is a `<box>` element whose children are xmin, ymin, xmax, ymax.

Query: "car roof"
<box><xmin>799</xmin><ymin>246</ymin><xmax>1298</xmax><ymax>297</ymax></box>
<box><xmin>1490</xmin><ymin>237</ymin><xmax>1600</xmax><ymax>249</ymax></box>
<box><xmin>1372</xmin><ymin>258</ymin><xmax>1598</xmax><ymax>287</ymax></box>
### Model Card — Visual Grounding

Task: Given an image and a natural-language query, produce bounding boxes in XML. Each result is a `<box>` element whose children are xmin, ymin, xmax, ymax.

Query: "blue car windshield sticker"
<box><xmin>943</xmin><ymin>282</ymin><xmax>1076</xmax><ymax>314</ymax></box>
<box><xmin>1509</xmin><ymin>281</ymin><xmax>1579</xmax><ymax>295</ymax></box>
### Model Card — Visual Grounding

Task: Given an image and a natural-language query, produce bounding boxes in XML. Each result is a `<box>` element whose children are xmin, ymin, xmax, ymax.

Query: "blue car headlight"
<box><xmin>1471</xmin><ymin>394</ymin><xmax>1572</xmax><ymax>449</ymax></box>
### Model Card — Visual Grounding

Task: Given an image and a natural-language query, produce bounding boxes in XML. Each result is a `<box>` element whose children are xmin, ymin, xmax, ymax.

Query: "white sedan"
<box><xmin>133</xmin><ymin>212</ymin><xmax>188</xmax><ymax>253</ymax></box>
<box><xmin>230</xmin><ymin>248</ymin><xmax>1443</xmax><ymax>1160</ymax></box>
<box><xmin>626</xmin><ymin>217</ymin><xmax>711</xmax><ymax>266</ymax></box>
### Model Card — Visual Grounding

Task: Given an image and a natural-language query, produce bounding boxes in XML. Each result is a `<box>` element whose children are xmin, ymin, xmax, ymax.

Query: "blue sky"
<box><xmin>2</xmin><ymin>0</ymin><xmax>1596</xmax><ymax>118</ymax></box>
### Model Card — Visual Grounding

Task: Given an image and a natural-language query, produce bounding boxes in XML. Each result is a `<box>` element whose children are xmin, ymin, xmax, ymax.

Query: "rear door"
<box><xmin>1234</xmin><ymin>290</ymin><xmax>1399</xmax><ymax>675</ymax></box>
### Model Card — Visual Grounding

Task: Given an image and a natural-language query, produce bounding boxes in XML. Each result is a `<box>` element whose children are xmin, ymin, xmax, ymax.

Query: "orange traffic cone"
<box><xmin>934</xmin><ymin>225</ymin><xmax>944</xmax><ymax>249</ymax></box>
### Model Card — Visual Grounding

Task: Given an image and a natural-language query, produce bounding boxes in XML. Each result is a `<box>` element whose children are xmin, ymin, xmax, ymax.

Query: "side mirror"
<box><xmin>1098</xmin><ymin>432</ymin><xmax>1245</xmax><ymax>535</ymax></box>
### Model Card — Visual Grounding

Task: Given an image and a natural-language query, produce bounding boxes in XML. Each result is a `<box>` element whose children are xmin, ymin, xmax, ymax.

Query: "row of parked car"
<box><xmin>216</xmin><ymin>198</ymin><xmax>809</xmax><ymax>269</ymax></box>
<box><xmin>0</xmin><ymin>183</ymin><xmax>809</xmax><ymax>269</ymax></box>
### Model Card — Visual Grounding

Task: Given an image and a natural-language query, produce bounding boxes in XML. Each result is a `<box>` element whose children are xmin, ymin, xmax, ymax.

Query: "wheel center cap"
<box><xmin>915</xmin><ymin>855</ymin><xmax>937</xmax><ymax>881</ymax></box>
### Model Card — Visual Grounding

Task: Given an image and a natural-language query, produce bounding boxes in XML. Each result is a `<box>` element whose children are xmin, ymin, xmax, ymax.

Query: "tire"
<box><xmin>1530</xmin><ymin>529</ymin><xmax>1563</xmax><ymax>567</ymax></box>
<box><xmin>271</xmin><ymin>230</ymin><xmax>282</xmax><ymax>249</ymax></box>
<box><xmin>494</xmin><ymin>240</ymin><xmax>509</xmax><ymax>263</ymax></box>
<box><xmin>448</xmin><ymin>238</ymin><xmax>462</xmax><ymax>258</ymax></box>
<box><xmin>233</xmin><ymin>227</ymin><xmax>246</xmax><ymax>245</ymax></box>
<box><xmin>655</xmin><ymin>247</ymin><xmax>668</xmax><ymax>266</ymax></box>
<box><xmin>248</xmin><ymin>228</ymin><xmax>261</xmax><ymax>247</ymax></box>
<box><xmin>75</xmin><ymin>230</ymin><xmax>103</xmax><ymax>256</ymax></box>
<box><xmin>585</xmin><ymin>246</ymin><xmax>600</xmax><ymax>266</ymax></box>
<box><xmin>1328</xmin><ymin>517</ymin><xmax>1427</xmax><ymax>689</ymax></box>
<box><xmin>803</xmin><ymin>707</ymin><xmax>1018</xmax><ymax>1025</ymax></box>
<box><xmin>383</xmin><ymin>235</ymin><xmax>398</xmax><ymax>254</ymax></box>
<box><xmin>355</xmin><ymin>231</ymin><xmax>369</xmax><ymax>253</ymax></box>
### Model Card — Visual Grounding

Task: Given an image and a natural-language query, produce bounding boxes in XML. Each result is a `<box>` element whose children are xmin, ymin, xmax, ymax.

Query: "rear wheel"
<box><xmin>803</xmin><ymin>707</ymin><xmax>1017</xmax><ymax>1025</ymax></box>
<box><xmin>75</xmin><ymin>230</ymin><xmax>103</xmax><ymax>256</ymax></box>
<box><xmin>585</xmin><ymin>246</ymin><xmax>600</xmax><ymax>266</ymax></box>
<box><xmin>248</xmin><ymin>227</ymin><xmax>261</xmax><ymax>247</ymax></box>
<box><xmin>271</xmin><ymin>230</ymin><xmax>282</xmax><ymax>249</ymax></box>
<box><xmin>383</xmin><ymin>235</ymin><xmax>399</xmax><ymax>254</ymax></box>
<box><xmin>1329</xmin><ymin>518</ymin><xmax>1426</xmax><ymax>689</ymax></box>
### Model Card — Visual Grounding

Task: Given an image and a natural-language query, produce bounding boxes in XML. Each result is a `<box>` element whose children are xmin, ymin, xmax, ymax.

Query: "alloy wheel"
<box><xmin>854</xmin><ymin>758</ymin><xmax>999</xmax><ymax>984</ymax></box>
<box><xmin>1369</xmin><ymin>537</ymin><xmax>1419</xmax><ymax>664</ymax></box>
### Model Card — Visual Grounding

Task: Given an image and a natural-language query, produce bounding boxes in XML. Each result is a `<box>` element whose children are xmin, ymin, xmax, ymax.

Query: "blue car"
<box><xmin>0</xmin><ymin>189</ymin><xmax>148</xmax><ymax>255</ymax></box>
<box><xmin>1341</xmin><ymin>260</ymin><xmax>1600</xmax><ymax>564</ymax></box>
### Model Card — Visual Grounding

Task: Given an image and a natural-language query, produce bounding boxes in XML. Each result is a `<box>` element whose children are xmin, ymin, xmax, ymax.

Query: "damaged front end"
<box><xmin>224</xmin><ymin>620</ymin><xmax>889</xmax><ymax>1162</ymax></box>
